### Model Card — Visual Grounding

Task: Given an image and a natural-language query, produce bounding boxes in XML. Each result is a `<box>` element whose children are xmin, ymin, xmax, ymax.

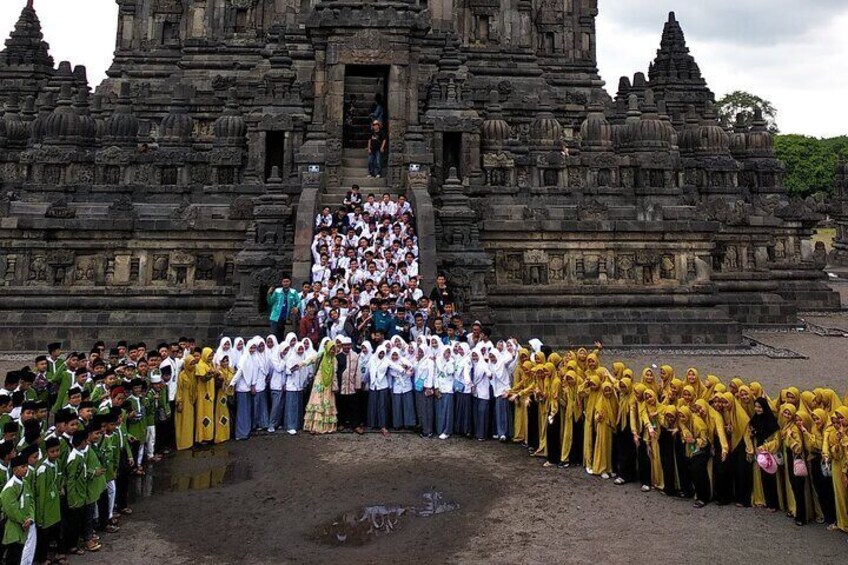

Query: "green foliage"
<box><xmin>717</xmin><ymin>90</ymin><xmax>779</xmax><ymax>133</ymax></box>
<box><xmin>774</xmin><ymin>135</ymin><xmax>848</xmax><ymax>197</ymax></box>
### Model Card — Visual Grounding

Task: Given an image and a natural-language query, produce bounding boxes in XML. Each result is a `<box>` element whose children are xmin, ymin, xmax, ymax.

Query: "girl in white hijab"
<box><xmin>489</xmin><ymin>349</ymin><xmax>511</xmax><ymax>441</ymax></box>
<box><xmin>229</xmin><ymin>337</ymin><xmax>262</xmax><ymax>440</ymax></box>
<box><xmin>388</xmin><ymin>349</ymin><xmax>415</xmax><ymax>430</ymax></box>
<box><xmin>415</xmin><ymin>346</ymin><xmax>437</xmax><ymax>438</ymax></box>
<box><xmin>283</xmin><ymin>341</ymin><xmax>308</xmax><ymax>435</ymax></box>
<box><xmin>367</xmin><ymin>344</ymin><xmax>391</xmax><ymax>435</ymax></box>
<box><xmin>251</xmin><ymin>336</ymin><xmax>270</xmax><ymax>431</ymax></box>
<box><xmin>453</xmin><ymin>342</ymin><xmax>473</xmax><ymax>438</ymax></box>
<box><xmin>230</xmin><ymin>337</ymin><xmax>245</xmax><ymax>369</ymax></box>
<box><xmin>435</xmin><ymin>345</ymin><xmax>456</xmax><ymax>440</ymax></box>
<box><xmin>266</xmin><ymin>335</ymin><xmax>285</xmax><ymax>433</ymax></box>
<box><xmin>213</xmin><ymin>337</ymin><xmax>233</xmax><ymax>369</ymax></box>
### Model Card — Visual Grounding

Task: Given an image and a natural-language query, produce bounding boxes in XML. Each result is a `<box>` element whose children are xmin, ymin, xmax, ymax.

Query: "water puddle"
<box><xmin>316</xmin><ymin>490</ymin><xmax>460</xmax><ymax>546</ymax></box>
<box><xmin>129</xmin><ymin>446</ymin><xmax>251</xmax><ymax>502</ymax></box>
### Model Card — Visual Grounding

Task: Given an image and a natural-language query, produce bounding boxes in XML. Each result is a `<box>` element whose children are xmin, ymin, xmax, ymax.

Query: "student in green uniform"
<box><xmin>63</xmin><ymin>386</ymin><xmax>83</xmax><ymax>415</ymax></box>
<box><xmin>2</xmin><ymin>422</ymin><xmax>19</xmax><ymax>445</ymax></box>
<box><xmin>18</xmin><ymin>371</ymin><xmax>36</xmax><ymax>403</ymax></box>
<box><xmin>114</xmin><ymin>404</ymin><xmax>135</xmax><ymax>516</ymax></box>
<box><xmin>0</xmin><ymin>396</ymin><xmax>12</xmax><ymax>432</ymax></box>
<box><xmin>46</xmin><ymin>343</ymin><xmax>68</xmax><ymax>413</ymax></box>
<box><xmin>84</xmin><ymin>417</ymin><xmax>107</xmax><ymax>550</ymax></box>
<box><xmin>34</xmin><ymin>401</ymin><xmax>49</xmax><ymax>437</ymax></box>
<box><xmin>63</xmin><ymin>430</ymin><xmax>98</xmax><ymax>555</ymax></box>
<box><xmin>1</xmin><ymin>454</ymin><xmax>34</xmax><ymax>565</ymax></box>
<box><xmin>125</xmin><ymin>379</ymin><xmax>147</xmax><ymax>473</ymax></box>
<box><xmin>35</xmin><ymin>437</ymin><xmax>62</xmax><ymax>565</ymax></box>
<box><xmin>0</xmin><ymin>442</ymin><xmax>13</xmax><ymax>485</ymax></box>
<box><xmin>97</xmin><ymin>413</ymin><xmax>121</xmax><ymax>534</ymax></box>
<box><xmin>77</xmin><ymin>401</ymin><xmax>94</xmax><ymax>430</ymax></box>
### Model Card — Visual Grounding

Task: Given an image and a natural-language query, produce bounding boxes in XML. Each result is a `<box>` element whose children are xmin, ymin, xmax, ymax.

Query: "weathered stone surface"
<box><xmin>0</xmin><ymin>2</ymin><xmax>838</xmax><ymax>348</ymax></box>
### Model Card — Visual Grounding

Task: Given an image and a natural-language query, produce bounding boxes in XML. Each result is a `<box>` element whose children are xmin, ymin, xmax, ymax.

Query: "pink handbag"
<box><xmin>793</xmin><ymin>457</ymin><xmax>808</xmax><ymax>477</ymax></box>
<box><xmin>757</xmin><ymin>452</ymin><xmax>777</xmax><ymax>474</ymax></box>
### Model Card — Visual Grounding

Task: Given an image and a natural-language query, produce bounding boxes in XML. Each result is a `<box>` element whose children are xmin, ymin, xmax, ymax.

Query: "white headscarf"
<box><xmin>231</xmin><ymin>337</ymin><xmax>245</xmax><ymax>369</ymax></box>
<box><xmin>528</xmin><ymin>338</ymin><xmax>543</xmax><ymax>354</ymax></box>
<box><xmin>213</xmin><ymin>337</ymin><xmax>232</xmax><ymax>369</ymax></box>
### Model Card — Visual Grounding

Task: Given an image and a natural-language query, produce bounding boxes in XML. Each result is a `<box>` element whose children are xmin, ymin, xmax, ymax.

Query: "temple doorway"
<box><xmin>343</xmin><ymin>65</ymin><xmax>389</xmax><ymax>149</ymax></box>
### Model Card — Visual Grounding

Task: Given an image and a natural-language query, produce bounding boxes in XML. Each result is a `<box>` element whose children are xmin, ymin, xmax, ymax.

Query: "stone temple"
<box><xmin>0</xmin><ymin>0</ymin><xmax>839</xmax><ymax>349</ymax></box>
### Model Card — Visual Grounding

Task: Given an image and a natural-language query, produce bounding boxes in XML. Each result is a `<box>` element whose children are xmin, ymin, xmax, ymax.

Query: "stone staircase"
<box><xmin>344</xmin><ymin>74</ymin><xmax>385</xmax><ymax>149</ymax></box>
<box><xmin>320</xmin><ymin>149</ymin><xmax>403</xmax><ymax>209</ymax></box>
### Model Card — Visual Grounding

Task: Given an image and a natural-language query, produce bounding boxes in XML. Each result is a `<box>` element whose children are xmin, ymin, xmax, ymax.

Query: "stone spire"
<box><xmin>159</xmin><ymin>84</ymin><xmax>194</xmax><ymax>148</ymax></box>
<box><xmin>213</xmin><ymin>88</ymin><xmax>247</xmax><ymax>147</ymax></box>
<box><xmin>481</xmin><ymin>90</ymin><xmax>509</xmax><ymax>151</ymax></box>
<box><xmin>647</xmin><ymin>12</ymin><xmax>714</xmax><ymax>117</ymax></box>
<box><xmin>42</xmin><ymin>83</ymin><xmax>81</xmax><ymax>146</ymax></box>
<box><xmin>103</xmin><ymin>81</ymin><xmax>139</xmax><ymax>147</ymax></box>
<box><xmin>2</xmin><ymin>0</ymin><xmax>53</xmax><ymax>70</ymax></box>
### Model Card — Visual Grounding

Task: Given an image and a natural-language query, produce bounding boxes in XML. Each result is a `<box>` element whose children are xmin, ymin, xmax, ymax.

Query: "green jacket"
<box><xmin>85</xmin><ymin>444</ymin><xmax>106</xmax><ymax>505</ymax></box>
<box><xmin>34</xmin><ymin>460</ymin><xmax>61</xmax><ymax>528</ymax></box>
<box><xmin>64</xmin><ymin>448</ymin><xmax>89</xmax><ymax>509</ymax></box>
<box><xmin>100</xmin><ymin>434</ymin><xmax>119</xmax><ymax>482</ymax></box>
<box><xmin>47</xmin><ymin>360</ymin><xmax>70</xmax><ymax>413</ymax></box>
<box><xmin>1</xmin><ymin>476</ymin><xmax>34</xmax><ymax>545</ymax></box>
<box><xmin>267</xmin><ymin>287</ymin><xmax>301</xmax><ymax>323</ymax></box>
<box><xmin>144</xmin><ymin>389</ymin><xmax>170</xmax><ymax>427</ymax></box>
<box><xmin>126</xmin><ymin>395</ymin><xmax>146</xmax><ymax>441</ymax></box>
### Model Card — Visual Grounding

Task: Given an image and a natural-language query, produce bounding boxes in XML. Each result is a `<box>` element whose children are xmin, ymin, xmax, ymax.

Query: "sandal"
<box><xmin>68</xmin><ymin>548</ymin><xmax>85</xmax><ymax>556</ymax></box>
<box><xmin>120</xmin><ymin>507</ymin><xmax>133</xmax><ymax>515</ymax></box>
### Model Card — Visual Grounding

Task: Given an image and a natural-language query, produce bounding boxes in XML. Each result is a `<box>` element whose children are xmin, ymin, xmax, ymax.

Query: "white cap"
<box><xmin>149</xmin><ymin>374</ymin><xmax>162</xmax><ymax>384</ymax></box>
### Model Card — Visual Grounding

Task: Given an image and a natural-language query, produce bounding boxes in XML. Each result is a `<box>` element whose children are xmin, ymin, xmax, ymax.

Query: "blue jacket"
<box><xmin>267</xmin><ymin>288</ymin><xmax>301</xmax><ymax>322</ymax></box>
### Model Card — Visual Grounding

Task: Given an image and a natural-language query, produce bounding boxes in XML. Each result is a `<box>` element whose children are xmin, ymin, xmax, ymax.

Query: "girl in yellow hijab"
<box><xmin>613</xmin><ymin>376</ymin><xmax>637</xmax><ymax>485</ymax></box>
<box><xmin>824</xmin><ymin>406</ymin><xmax>848</xmax><ymax>531</ymax></box>
<box><xmin>641</xmin><ymin>389</ymin><xmax>664</xmax><ymax>491</ymax></box>
<box><xmin>508</xmin><ymin>357</ymin><xmax>533</xmax><ymax>445</ymax></box>
<box><xmin>658</xmin><ymin>404</ymin><xmax>679</xmax><ymax>496</ymax></box>
<box><xmin>658</xmin><ymin>365</ymin><xmax>675</xmax><ymax>402</ymax></box>
<box><xmin>632</xmin><ymin>383</ymin><xmax>651</xmax><ymax>491</ymax></box>
<box><xmin>723</xmin><ymin>391</ymin><xmax>754</xmax><ymax>507</ymax></box>
<box><xmin>592</xmin><ymin>381</ymin><xmax>619</xmax><ymax>478</ymax></box>
<box><xmin>640</xmin><ymin>367</ymin><xmax>660</xmax><ymax>396</ymax></box>
<box><xmin>580</xmin><ymin>374</ymin><xmax>602</xmax><ymax>474</ymax></box>
<box><xmin>702</xmin><ymin>374</ymin><xmax>720</xmax><ymax>402</ymax></box>
<box><xmin>542</xmin><ymin>362</ymin><xmax>562</xmax><ymax>467</ymax></box>
<box><xmin>737</xmin><ymin>385</ymin><xmax>755</xmax><ymax>417</ymax></box>
<box><xmin>175</xmin><ymin>352</ymin><xmax>199</xmax><ymax>451</ymax></box>
<box><xmin>194</xmin><ymin>347</ymin><xmax>218</xmax><ymax>444</ymax></box>
<box><xmin>215</xmin><ymin>354</ymin><xmax>234</xmax><ymax>444</ymax></box>
<box><xmin>802</xmin><ymin>408</ymin><xmax>837</xmax><ymax>527</ymax></box>
<box><xmin>681</xmin><ymin>405</ymin><xmax>711</xmax><ymax>507</ymax></box>
<box><xmin>779</xmin><ymin>404</ymin><xmax>808</xmax><ymax>525</ymax></box>
<box><xmin>684</xmin><ymin>368</ymin><xmax>704</xmax><ymax>400</ymax></box>
<box><xmin>560</xmin><ymin>370</ymin><xmax>583</xmax><ymax>468</ymax></box>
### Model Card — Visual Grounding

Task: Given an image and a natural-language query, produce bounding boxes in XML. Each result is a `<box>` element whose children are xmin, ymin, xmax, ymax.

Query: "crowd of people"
<box><xmin>3</xmin><ymin>330</ymin><xmax>848</xmax><ymax>563</ymax></box>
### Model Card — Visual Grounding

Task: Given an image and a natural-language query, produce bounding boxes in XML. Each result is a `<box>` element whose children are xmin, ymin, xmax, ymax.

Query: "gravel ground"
<box><xmin>80</xmin><ymin>431</ymin><xmax>847</xmax><ymax>565</ymax></box>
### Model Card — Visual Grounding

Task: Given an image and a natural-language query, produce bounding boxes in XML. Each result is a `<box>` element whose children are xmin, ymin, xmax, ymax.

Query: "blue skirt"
<box><xmin>367</xmin><ymin>388</ymin><xmax>390</xmax><ymax>429</ymax></box>
<box><xmin>435</xmin><ymin>393</ymin><xmax>454</xmax><ymax>436</ymax></box>
<box><xmin>391</xmin><ymin>391</ymin><xmax>416</xmax><ymax>429</ymax></box>
<box><xmin>235</xmin><ymin>392</ymin><xmax>253</xmax><ymax>440</ymax></box>
<box><xmin>454</xmin><ymin>392</ymin><xmax>472</xmax><ymax>436</ymax></box>
<box><xmin>284</xmin><ymin>390</ymin><xmax>303</xmax><ymax>431</ymax></box>
<box><xmin>415</xmin><ymin>391</ymin><xmax>435</xmax><ymax>436</ymax></box>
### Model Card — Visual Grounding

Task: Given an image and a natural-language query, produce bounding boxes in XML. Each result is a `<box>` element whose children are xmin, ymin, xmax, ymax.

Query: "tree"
<box><xmin>774</xmin><ymin>135</ymin><xmax>848</xmax><ymax>197</ymax></box>
<box><xmin>717</xmin><ymin>90</ymin><xmax>779</xmax><ymax>133</ymax></box>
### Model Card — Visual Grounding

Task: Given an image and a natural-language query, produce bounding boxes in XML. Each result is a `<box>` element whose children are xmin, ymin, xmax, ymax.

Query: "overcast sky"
<box><xmin>1</xmin><ymin>0</ymin><xmax>846</xmax><ymax>136</ymax></box>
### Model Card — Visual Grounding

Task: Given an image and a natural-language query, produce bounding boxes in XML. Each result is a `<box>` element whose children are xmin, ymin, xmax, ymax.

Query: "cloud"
<box><xmin>602</xmin><ymin>0</ymin><xmax>848</xmax><ymax>45</ymax></box>
<box><xmin>0</xmin><ymin>0</ymin><xmax>845</xmax><ymax>137</ymax></box>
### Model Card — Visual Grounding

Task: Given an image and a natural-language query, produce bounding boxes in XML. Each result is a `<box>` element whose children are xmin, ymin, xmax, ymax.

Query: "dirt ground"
<box><xmin>74</xmin><ymin>318</ymin><xmax>848</xmax><ymax>565</ymax></box>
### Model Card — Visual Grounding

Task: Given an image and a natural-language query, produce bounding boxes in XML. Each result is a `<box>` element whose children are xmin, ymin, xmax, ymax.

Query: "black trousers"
<box><xmin>713</xmin><ymin>434</ymin><xmax>733</xmax><ymax>504</ymax></box>
<box><xmin>637</xmin><ymin>439</ymin><xmax>652</xmax><ymax>487</ymax></box>
<box><xmin>546</xmin><ymin>412</ymin><xmax>561</xmax><ymax>465</ymax></box>
<box><xmin>691</xmin><ymin>450</ymin><xmax>712</xmax><ymax>504</ymax></box>
<box><xmin>63</xmin><ymin>506</ymin><xmax>86</xmax><ymax>552</ymax></box>
<box><xmin>761</xmin><ymin>467</ymin><xmax>780</xmax><ymax>510</ymax></box>
<box><xmin>116</xmin><ymin>449</ymin><xmax>131</xmax><ymax>511</ymax></box>
<box><xmin>731</xmin><ymin>442</ymin><xmax>752</xmax><ymax>506</ymax></box>
<box><xmin>36</xmin><ymin>522</ymin><xmax>61</xmax><ymax>561</ymax></box>
<box><xmin>659</xmin><ymin>430</ymin><xmax>678</xmax><ymax>495</ymax></box>
<box><xmin>675</xmin><ymin>437</ymin><xmax>694</xmax><ymax>497</ymax></box>
<box><xmin>786</xmin><ymin>450</ymin><xmax>808</xmax><ymax>524</ymax></box>
<box><xmin>336</xmin><ymin>393</ymin><xmax>362</xmax><ymax>428</ymax></box>
<box><xmin>615</xmin><ymin>425</ymin><xmax>637</xmax><ymax>482</ymax></box>
<box><xmin>4</xmin><ymin>542</ymin><xmax>22</xmax><ymax>565</ymax></box>
<box><xmin>810</xmin><ymin>454</ymin><xmax>836</xmax><ymax>524</ymax></box>
<box><xmin>97</xmin><ymin>489</ymin><xmax>110</xmax><ymax>530</ymax></box>
<box><xmin>526</xmin><ymin>400</ymin><xmax>539</xmax><ymax>451</ymax></box>
<box><xmin>568</xmin><ymin>418</ymin><xmax>584</xmax><ymax>465</ymax></box>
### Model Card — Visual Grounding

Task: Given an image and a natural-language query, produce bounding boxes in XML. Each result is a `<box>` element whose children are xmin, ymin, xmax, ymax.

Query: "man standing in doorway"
<box><xmin>367</xmin><ymin>120</ymin><xmax>387</xmax><ymax>179</ymax></box>
<box><xmin>267</xmin><ymin>275</ymin><xmax>301</xmax><ymax>340</ymax></box>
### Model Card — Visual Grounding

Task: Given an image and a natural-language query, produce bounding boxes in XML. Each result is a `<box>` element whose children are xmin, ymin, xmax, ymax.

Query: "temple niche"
<box><xmin>0</xmin><ymin>1</ymin><xmax>839</xmax><ymax>349</ymax></box>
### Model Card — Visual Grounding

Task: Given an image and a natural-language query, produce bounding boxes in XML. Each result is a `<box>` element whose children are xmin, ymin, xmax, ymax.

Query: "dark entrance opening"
<box><xmin>343</xmin><ymin>65</ymin><xmax>389</xmax><ymax>149</ymax></box>
<box><xmin>265</xmin><ymin>131</ymin><xmax>286</xmax><ymax>181</ymax></box>
<box><xmin>442</xmin><ymin>131</ymin><xmax>462</xmax><ymax>181</ymax></box>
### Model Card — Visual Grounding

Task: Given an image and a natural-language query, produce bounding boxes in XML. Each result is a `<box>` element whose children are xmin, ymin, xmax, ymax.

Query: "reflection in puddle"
<box><xmin>129</xmin><ymin>446</ymin><xmax>251</xmax><ymax>502</ymax></box>
<box><xmin>318</xmin><ymin>490</ymin><xmax>460</xmax><ymax>546</ymax></box>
